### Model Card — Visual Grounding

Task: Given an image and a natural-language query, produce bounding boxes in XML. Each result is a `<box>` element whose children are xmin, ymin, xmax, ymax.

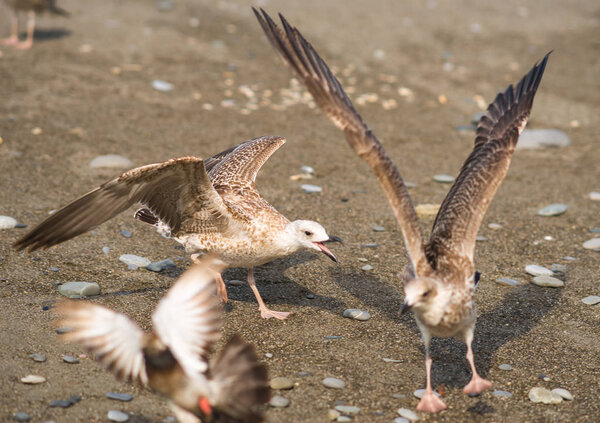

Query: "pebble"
<box><xmin>152</xmin><ymin>80</ymin><xmax>173</xmax><ymax>92</ymax></box>
<box><xmin>31</xmin><ymin>127</ymin><xmax>43</xmax><ymax>135</ymax></box>
<box><xmin>496</xmin><ymin>278</ymin><xmax>521</xmax><ymax>287</ymax></box>
<box><xmin>62</xmin><ymin>355</ymin><xmax>80</xmax><ymax>364</ymax></box>
<box><xmin>382</xmin><ymin>358</ymin><xmax>402</xmax><ymax>363</ymax></box>
<box><xmin>58</xmin><ymin>282</ymin><xmax>100</xmax><ymax>297</ymax></box>
<box><xmin>21</xmin><ymin>374</ymin><xmax>46</xmax><ymax>384</ymax></box>
<box><xmin>102</xmin><ymin>246</ymin><xmax>110</xmax><ymax>254</ymax></box>
<box><xmin>0</xmin><ymin>215</ymin><xmax>18</xmax><ymax>229</ymax></box>
<box><xmin>228</xmin><ymin>279</ymin><xmax>244</xmax><ymax>286</ymax></box>
<box><xmin>582</xmin><ymin>295</ymin><xmax>600</xmax><ymax>305</ymax></box>
<box><xmin>127</xmin><ymin>264</ymin><xmax>138</xmax><ymax>270</ymax></box>
<box><xmin>301</xmin><ymin>165</ymin><xmax>314</xmax><ymax>174</ymax></box>
<box><xmin>50</xmin><ymin>399</ymin><xmax>74</xmax><ymax>408</ymax></box>
<box><xmin>488</xmin><ymin>223</ymin><xmax>503</xmax><ymax>230</ymax></box>
<box><xmin>106</xmin><ymin>392</ymin><xmax>133</xmax><ymax>402</ymax></box>
<box><xmin>397</xmin><ymin>408</ymin><xmax>419</xmax><ymax>421</ymax></box>
<box><xmin>336</xmin><ymin>416</ymin><xmax>352</xmax><ymax>422</ymax></box>
<box><xmin>528</xmin><ymin>387</ymin><xmax>563</xmax><ymax>404</ymax></box>
<box><xmin>322</xmin><ymin>377</ymin><xmax>345</xmax><ymax>389</ymax></box>
<box><xmin>297</xmin><ymin>371</ymin><xmax>313</xmax><ymax>377</ymax></box>
<box><xmin>498</xmin><ymin>363</ymin><xmax>513</xmax><ymax>371</ymax></box>
<box><xmin>13</xmin><ymin>413</ymin><xmax>31</xmax><ymax>422</ymax></box>
<box><xmin>415</xmin><ymin>204</ymin><xmax>440</xmax><ymax>217</ymax></box>
<box><xmin>270</xmin><ymin>377</ymin><xmax>294</xmax><ymax>390</ymax></box>
<box><xmin>120</xmin><ymin>229</ymin><xmax>132</xmax><ymax>238</ymax></box>
<box><xmin>50</xmin><ymin>267</ymin><xmax>59</xmax><ymax>272</ymax></box>
<box><xmin>563</xmin><ymin>256</ymin><xmax>576</xmax><ymax>261</ymax></box>
<box><xmin>551</xmin><ymin>388</ymin><xmax>573</xmax><ymax>400</ymax></box>
<box><xmin>327</xmin><ymin>410</ymin><xmax>341</xmax><ymax>421</ymax></box>
<box><xmin>413</xmin><ymin>389</ymin><xmax>440</xmax><ymax>399</ymax></box>
<box><xmin>119</xmin><ymin>254</ymin><xmax>151</xmax><ymax>268</ymax></box>
<box><xmin>372</xmin><ymin>225</ymin><xmax>385</xmax><ymax>232</ymax></box>
<box><xmin>89</xmin><ymin>155</ymin><xmax>133</xmax><ymax>169</ymax></box>
<box><xmin>324</xmin><ymin>336</ymin><xmax>342</xmax><ymax>340</ymax></box>
<box><xmin>582</xmin><ymin>238</ymin><xmax>600</xmax><ymax>251</ymax></box>
<box><xmin>107</xmin><ymin>410</ymin><xmax>129</xmax><ymax>422</ymax></box>
<box><xmin>301</xmin><ymin>184</ymin><xmax>322</xmax><ymax>193</ymax></box>
<box><xmin>361</xmin><ymin>243</ymin><xmax>380</xmax><ymax>248</ymax></box>
<box><xmin>537</xmin><ymin>204</ymin><xmax>568</xmax><ymax>217</ymax></box>
<box><xmin>492</xmin><ymin>390</ymin><xmax>513</xmax><ymax>398</ymax></box>
<box><xmin>146</xmin><ymin>259</ymin><xmax>176</xmax><ymax>272</ymax></box>
<box><xmin>306</xmin><ymin>293</ymin><xmax>315</xmax><ymax>299</ymax></box>
<box><xmin>525</xmin><ymin>264</ymin><xmax>553</xmax><ymax>276</ymax></box>
<box><xmin>532</xmin><ymin>275</ymin><xmax>564</xmax><ymax>288</ymax></box>
<box><xmin>342</xmin><ymin>309</ymin><xmax>371</xmax><ymax>321</ymax></box>
<box><xmin>56</xmin><ymin>327</ymin><xmax>73</xmax><ymax>334</ymax></box>
<box><xmin>265</xmin><ymin>353</ymin><xmax>273</xmax><ymax>358</ymax></box>
<box><xmin>589</xmin><ymin>191</ymin><xmax>600</xmax><ymax>201</ymax></box>
<box><xmin>361</xmin><ymin>264</ymin><xmax>374</xmax><ymax>271</ymax></box>
<box><xmin>394</xmin><ymin>419</ymin><xmax>410</xmax><ymax>423</ymax></box>
<box><xmin>516</xmin><ymin>129</ymin><xmax>570</xmax><ymax>150</ymax></box>
<box><xmin>29</xmin><ymin>353</ymin><xmax>46</xmax><ymax>362</ymax></box>
<box><xmin>550</xmin><ymin>264</ymin><xmax>568</xmax><ymax>273</ymax></box>
<box><xmin>269</xmin><ymin>395</ymin><xmax>290</xmax><ymax>408</ymax></box>
<box><xmin>433</xmin><ymin>174</ymin><xmax>455</xmax><ymax>183</ymax></box>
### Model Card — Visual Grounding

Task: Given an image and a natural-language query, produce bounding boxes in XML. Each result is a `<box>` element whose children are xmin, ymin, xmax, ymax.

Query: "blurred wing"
<box><xmin>57</xmin><ymin>300</ymin><xmax>148</xmax><ymax>386</ymax></box>
<box><xmin>152</xmin><ymin>257</ymin><xmax>224</xmax><ymax>376</ymax></box>
<box><xmin>254</xmin><ymin>9</ymin><xmax>430</xmax><ymax>274</ymax></box>
<box><xmin>428</xmin><ymin>53</ymin><xmax>550</xmax><ymax>266</ymax></box>
<box><xmin>13</xmin><ymin>157</ymin><xmax>232</xmax><ymax>251</ymax></box>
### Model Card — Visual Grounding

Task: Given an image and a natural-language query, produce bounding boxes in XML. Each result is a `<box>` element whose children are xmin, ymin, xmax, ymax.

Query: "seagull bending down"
<box><xmin>14</xmin><ymin>136</ymin><xmax>341</xmax><ymax>320</ymax></box>
<box><xmin>254</xmin><ymin>9</ymin><xmax>549</xmax><ymax>412</ymax></box>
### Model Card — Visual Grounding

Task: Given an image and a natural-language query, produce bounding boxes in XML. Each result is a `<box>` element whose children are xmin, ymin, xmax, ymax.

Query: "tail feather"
<box><xmin>208</xmin><ymin>335</ymin><xmax>270</xmax><ymax>423</ymax></box>
<box><xmin>134</xmin><ymin>208</ymin><xmax>159</xmax><ymax>226</ymax></box>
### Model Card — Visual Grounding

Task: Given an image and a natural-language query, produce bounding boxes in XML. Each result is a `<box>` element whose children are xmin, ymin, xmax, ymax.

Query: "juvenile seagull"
<box><xmin>57</xmin><ymin>257</ymin><xmax>270</xmax><ymax>423</ymax></box>
<box><xmin>1</xmin><ymin>0</ymin><xmax>69</xmax><ymax>50</ymax></box>
<box><xmin>14</xmin><ymin>136</ymin><xmax>341</xmax><ymax>320</ymax></box>
<box><xmin>254</xmin><ymin>9</ymin><xmax>549</xmax><ymax>412</ymax></box>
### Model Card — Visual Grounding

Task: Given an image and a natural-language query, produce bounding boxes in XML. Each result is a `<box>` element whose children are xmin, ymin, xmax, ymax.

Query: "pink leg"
<box><xmin>416</xmin><ymin>344</ymin><xmax>447</xmax><ymax>413</ymax></box>
<box><xmin>462</xmin><ymin>328</ymin><xmax>492</xmax><ymax>395</ymax></box>
<box><xmin>190</xmin><ymin>254</ymin><xmax>228</xmax><ymax>303</ymax></box>
<box><xmin>15</xmin><ymin>11</ymin><xmax>34</xmax><ymax>49</ymax></box>
<box><xmin>0</xmin><ymin>11</ymin><xmax>18</xmax><ymax>46</ymax></box>
<box><xmin>247</xmin><ymin>268</ymin><xmax>291</xmax><ymax>320</ymax></box>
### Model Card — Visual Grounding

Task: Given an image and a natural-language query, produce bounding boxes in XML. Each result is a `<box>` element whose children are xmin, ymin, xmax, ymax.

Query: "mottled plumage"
<box><xmin>1</xmin><ymin>0</ymin><xmax>68</xmax><ymax>49</ymax></box>
<box><xmin>255</xmin><ymin>9</ymin><xmax>549</xmax><ymax>412</ymax></box>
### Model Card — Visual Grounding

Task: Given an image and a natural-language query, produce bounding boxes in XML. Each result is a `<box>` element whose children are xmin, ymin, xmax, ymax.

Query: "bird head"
<box><xmin>288</xmin><ymin>220</ymin><xmax>342</xmax><ymax>262</ymax></box>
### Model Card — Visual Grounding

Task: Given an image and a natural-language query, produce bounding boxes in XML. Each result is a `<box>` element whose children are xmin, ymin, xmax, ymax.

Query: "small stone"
<box><xmin>306</xmin><ymin>293</ymin><xmax>315</xmax><ymax>299</ymax></box>
<box><xmin>265</xmin><ymin>353</ymin><xmax>273</xmax><ymax>358</ymax></box>
<box><xmin>102</xmin><ymin>246</ymin><xmax>110</xmax><ymax>254</ymax></box>
<box><xmin>21</xmin><ymin>375</ymin><xmax>46</xmax><ymax>384</ymax></box>
<box><xmin>31</xmin><ymin>127</ymin><xmax>43</xmax><ymax>135</ymax></box>
<box><xmin>89</xmin><ymin>155</ymin><xmax>133</xmax><ymax>169</ymax></box>
<box><xmin>413</xmin><ymin>389</ymin><xmax>440</xmax><ymax>399</ymax></box>
<box><xmin>551</xmin><ymin>388</ymin><xmax>573</xmax><ymax>401</ymax></box>
<box><xmin>56</xmin><ymin>327</ymin><xmax>73</xmax><ymax>334</ymax></box>
<box><xmin>488</xmin><ymin>223</ymin><xmax>503</xmax><ymax>230</ymax></box>
<box><xmin>152</xmin><ymin>80</ymin><xmax>173</xmax><ymax>92</ymax></box>
<box><xmin>582</xmin><ymin>295</ymin><xmax>600</xmax><ymax>305</ymax></box>
<box><xmin>146</xmin><ymin>259</ymin><xmax>176</xmax><ymax>272</ymax></box>
<box><xmin>528</xmin><ymin>387</ymin><xmax>563</xmax><ymax>404</ymax></box>
<box><xmin>107</xmin><ymin>410</ymin><xmax>129</xmax><ymax>422</ymax></box>
<box><xmin>13</xmin><ymin>412</ymin><xmax>31</xmax><ymax>422</ymax></box>
<box><xmin>336</xmin><ymin>416</ymin><xmax>352</xmax><ymax>422</ymax></box>
<box><xmin>127</xmin><ymin>264</ymin><xmax>138</xmax><ymax>270</ymax></box>
<box><xmin>301</xmin><ymin>184</ymin><xmax>322</xmax><ymax>193</ymax></box>
<box><xmin>297</xmin><ymin>371</ymin><xmax>313</xmax><ymax>377</ymax></box>
<box><xmin>62</xmin><ymin>355</ymin><xmax>79</xmax><ymax>364</ymax></box>
<box><xmin>361</xmin><ymin>243</ymin><xmax>380</xmax><ymax>248</ymax></box>
<box><xmin>394</xmin><ymin>419</ymin><xmax>410</xmax><ymax>423</ymax></box>
<box><xmin>537</xmin><ymin>204</ymin><xmax>568</xmax><ymax>217</ymax></box>
<box><xmin>327</xmin><ymin>410</ymin><xmax>341</xmax><ymax>421</ymax></box>
<box><xmin>120</xmin><ymin>229</ymin><xmax>132</xmax><ymax>238</ymax></box>
<box><xmin>361</xmin><ymin>265</ymin><xmax>374</xmax><ymax>271</ymax></box>
<box><xmin>0</xmin><ymin>216</ymin><xmax>18</xmax><ymax>229</ymax></box>
<box><xmin>563</xmin><ymin>256</ymin><xmax>576</xmax><ymax>261</ymax></box>
<box><xmin>228</xmin><ymin>280</ymin><xmax>244</xmax><ymax>286</ymax></box>
<box><xmin>496</xmin><ymin>278</ymin><xmax>521</xmax><ymax>287</ymax></box>
<box><xmin>322</xmin><ymin>377</ymin><xmax>345</xmax><ymax>389</ymax></box>
<box><xmin>324</xmin><ymin>336</ymin><xmax>342</xmax><ymax>340</ymax></box>
<box><xmin>301</xmin><ymin>165</ymin><xmax>314</xmax><ymax>174</ymax></box>
<box><xmin>590</xmin><ymin>228</ymin><xmax>600</xmax><ymax>233</ymax></box>
<box><xmin>119</xmin><ymin>254</ymin><xmax>151</xmax><ymax>268</ymax></box>
<box><xmin>498</xmin><ymin>364</ymin><xmax>513</xmax><ymax>371</ymax></box>
<box><xmin>532</xmin><ymin>275</ymin><xmax>564</xmax><ymax>288</ymax></box>
<box><xmin>433</xmin><ymin>174</ymin><xmax>455</xmax><ymax>183</ymax></box>
<box><xmin>492</xmin><ymin>390</ymin><xmax>513</xmax><ymax>398</ymax></box>
<box><xmin>270</xmin><ymin>377</ymin><xmax>294</xmax><ymax>390</ymax></box>
<box><xmin>58</xmin><ymin>282</ymin><xmax>100</xmax><ymax>297</ymax></box>
<box><xmin>382</xmin><ymin>358</ymin><xmax>402</xmax><ymax>363</ymax></box>
<box><xmin>516</xmin><ymin>129</ymin><xmax>570</xmax><ymax>150</ymax></box>
<box><xmin>397</xmin><ymin>408</ymin><xmax>419</xmax><ymax>421</ymax></box>
<box><xmin>50</xmin><ymin>400</ymin><xmax>73</xmax><ymax>408</ymax></box>
<box><xmin>372</xmin><ymin>225</ymin><xmax>385</xmax><ymax>232</ymax></box>
<box><xmin>525</xmin><ymin>264</ymin><xmax>553</xmax><ymax>276</ymax></box>
<box><xmin>342</xmin><ymin>309</ymin><xmax>371</xmax><ymax>321</ymax></box>
<box><xmin>476</xmin><ymin>235</ymin><xmax>487</xmax><ymax>241</ymax></box>
<box><xmin>589</xmin><ymin>191</ymin><xmax>600</xmax><ymax>201</ymax></box>
<box><xmin>550</xmin><ymin>264</ymin><xmax>568</xmax><ymax>273</ymax></box>
<box><xmin>69</xmin><ymin>395</ymin><xmax>82</xmax><ymax>404</ymax></box>
<box><xmin>29</xmin><ymin>353</ymin><xmax>46</xmax><ymax>362</ymax></box>
<box><xmin>50</xmin><ymin>267</ymin><xmax>59</xmax><ymax>272</ymax></box>
<box><xmin>269</xmin><ymin>395</ymin><xmax>289</xmax><ymax>408</ymax></box>
<box><xmin>392</xmin><ymin>393</ymin><xmax>406</xmax><ymax>399</ymax></box>
<box><xmin>582</xmin><ymin>238</ymin><xmax>600</xmax><ymax>251</ymax></box>
<box><xmin>106</xmin><ymin>392</ymin><xmax>133</xmax><ymax>402</ymax></box>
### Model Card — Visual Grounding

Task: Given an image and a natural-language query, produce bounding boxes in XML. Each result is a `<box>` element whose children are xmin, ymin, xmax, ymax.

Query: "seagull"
<box><xmin>57</xmin><ymin>256</ymin><xmax>270</xmax><ymax>423</ymax></box>
<box><xmin>254</xmin><ymin>9</ymin><xmax>549</xmax><ymax>412</ymax></box>
<box><xmin>14</xmin><ymin>135</ymin><xmax>341</xmax><ymax>320</ymax></box>
<box><xmin>0</xmin><ymin>0</ymin><xmax>69</xmax><ymax>50</ymax></box>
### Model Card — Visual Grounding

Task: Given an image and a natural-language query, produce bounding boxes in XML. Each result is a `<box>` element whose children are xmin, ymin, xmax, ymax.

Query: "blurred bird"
<box><xmin>0</xmin><ymin>0</ymin><xmax>69</xmax><ymax>49</ymax></box>
<box><xmin>14</xmin><ymin>136</ymin><xmax>341</xmax><ymax>319</ymax></box>
<box><xmin>254</xmin><ymin>9</ymin><xmax>549</xmax><ymax>412</ymax></box>
<box><xmin>57</xmin><ymin>257</ymin><xmax>270</xmax><ymax>423</ymax></box>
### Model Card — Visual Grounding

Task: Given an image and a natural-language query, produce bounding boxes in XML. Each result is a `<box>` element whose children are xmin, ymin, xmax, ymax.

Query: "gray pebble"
<box><xmin>516</xmin><ymin>129</ymin><xmax>570</xmax><ymax>150</ymax></box>
<box><xmin>397</xmin><ymin>408</ymin><xmax>419</xmax><ymax>421</ymax></box>
<box><xmin>492</xmin><ymin>390</ymin><xmax>513</xmax><ymax>398</ymax></box>
<box><xmin>433</xmin><ymin>174</ymin><xmax>455</xmax><ymax>183</ymax></box>
<box><xmin>413</xmin><ymin>389</ymin><xmax>440</xmax><ymax>399</ymax></box>
<box><xmin>297</xmin><ymin>371</ymin><xmax>313</xmax><ymax>377</ymax></box>
<box><xmin>13</xmin><ymin>412</ymin><xmax>31</xmax><ymax>421</ymax></box>
<box><xmin>525</xmin><ymin>264</ymin><xmax>553</xmax><ymax>276</ymax></box>
<box><xmin>269</xmin><ymin>395</ymin><xmax>290</xmax><ymax>408</ymax></box>
<box><xmin>589</xmin><ymin>191</ymin><xmax>600</xmax><ymax>201</ymax></box>
<box><xmin>582</xmin><ymin>238</ymin><xmax>600</xmax><ymax>251</ymax></box>
<box><xmin>475</xmin><ymin>235</ymin><xmax>487</xmax><ymax>241</ymax></box>
<box><xmin>392</xmin><ymin>393</ymin><xmax>407</xmax><ymax>399</ymax></box>
<box><xmin>498</xmin><ymin>363</ymin><xmax>513</xmax><ymax>371</ymax></box>
<box><xmin>62</xmin><ymin>355</ymin><xmax>79</xmax><ymax>364</ymax></box>
<box><xmin>306</xmin><ymin>293</ymin><xmax>315</xmax><ymax>299</ymax></box>
<box><xmin>146</xmin><ymin>259</ymin><xmax>176</xmax><ymax>272</ymax></box>
<box><xmin>361</xmin><ymin>264</ymin><xmax>374</xmax><ymax>271</ymax></box>
<box><xmin>106</xmin><ymin>392</ymin><xmax>133</xmax><ymax>402</ymax></box>
<box><xmin>335</xmin><ymin>405</ymin><xmax>360</xmax><ymax>414</ymax></box>
<box><xmin>537</xmin><ymin>204</ymin><xmax>568</xmax><ymax>217</ymax></box>
<box><xmin>50</xmin><ymin>267</ymin><xmax>59</xmax><ymax>272</ymax></box>
<box><xmin>550</xmin><ymin>264</ymin><xmax>568</xmax><ymax>273</ymax></box>
<box><xmin>322</xmin><ymin>377</ymin><xmax>345</xmax><ymax>389</ymax></box>
<box><xmin>551</xmin><ymin>388</ymin><xmax>573</xmax><ymax>400</ymax></box>
<box><xmin>590</xmin><ymin>228</ymin><xmax>600</xmax><ymax>233</ymax></box>
<box><xmin>394</xmin><ymin>418</ymin><xmax>410</xmax><ymax>423</ymax></box>
<box><xmin>372</xmin><ymin>225</ymin><xmax>385</xmax><ymax>232</ymax></box>
<box><xmin>127</xmin><ymin>264</ymin><xmax>138</xmax><ymax>270</ymax></box>
<box><xmin>120</xmin><ymin>229</ymin><xmax>132</xmax><ymax>238</ymax></box>
<box><xmin>102</xmin><ymin>246</ymin><xmax>111</xmax><ymax>254</ymax></box>
<box><xmin>528</xmin><ymin>387</ymin><xmax>562</xmax><ymax>404</ymax></box>
<box><xmin>496</xmin><ymin>278</ymin><xmax>521</xmax><ymax>287</ymax></box>
<box><xmin>582</xmin><ymin>295</ymin><xmax>600</xmax><ymax>305</ymax></box>
<box><xmin>361</xmin><ymin>243</ymin><xmax>380</xmax><ymax>248</ymax></box>
<box><xmin>270</xmin><ymin>377</ymin><xmax>294</xmax><ymax>390</ymax></box>
<box><xmin>119</xmin><ymin>254</ymin><xmax>151</xmax><ymax>268</ymax></box>
<box><xmin>58</xmin><ymin>282</ymin><xmax>100</xmax><ymax>297</ymax></box>
<box><xmin>29</xmin><ymin>353</ymin><xmax>47</xmax><ymax>362</ymax></box>
<box><xmin>342</xmin><ymin>308</ymin><xmax>371</xmax><ymax>321</ymax></box>
<box><xmin>0</xmin><ymin>215</ymin><xmax>18</xmax><ymax>229</ymax></box>
<box><xmin>107</xmin><ymin>410</ymin><xmax>129</xmax><ymax>422</ymax></box>
<box><xmin>89</xmin><ymin>155</ymin><xmax>133</xmax><ymax>169</ymax></box>
<box><xmin>228</xmin><ymin>279</ymin><xmax>244</xmax><ymax>286</ymax></box>
<box><xmin>324</xmin><ymin>336</ymin><xmax>342</xmax><ymax>340</ymax></box>
<box><xmin>301</xmin><ymin>184</ymin><xmax>322</xmax><ymax>193</ymax></box>
<box><xmin>56</xmin><ymin>327</ymin><xmax>73</xmax><ymax>334</ymax></box>
<box><xmin>152</xmin><ymin>80</ymin><xmax>173</xmax><ymax>92</ymax></box>
<box><xmin>532</xmin><ymin>275</ymin><xmax>564</xmax><ymax>288</ymax></box>
<box><xmin>49</xmin><ymin>400</ymin><xmax>73</xmax><ymax>408</ymax></box>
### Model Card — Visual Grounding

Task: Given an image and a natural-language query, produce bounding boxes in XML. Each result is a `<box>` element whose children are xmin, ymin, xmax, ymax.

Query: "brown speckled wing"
<box><xmin>255</xmin><ymin>9</ymin><xmax>429</xmax><ymax>273</ymax></box>
<box><xmin>428</xmin><ymin>53</ymin><xmax>550</xmax><ymax>266</ymax></box>
<box><xmin>13</xmin><ymin>157</ymin><xmax>232</xmax><ymax>251</ymax></box>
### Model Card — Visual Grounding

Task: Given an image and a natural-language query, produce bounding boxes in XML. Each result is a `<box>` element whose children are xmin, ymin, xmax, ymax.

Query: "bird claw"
<box><xmin>416</xmin><ymin>391</ymin><xmax>447</xmax><ymax>413</ymax></box>
<box><xmin>259</xmin><ymin>308</ymin><xmax>291</xmax><ymax>320</ymax></box>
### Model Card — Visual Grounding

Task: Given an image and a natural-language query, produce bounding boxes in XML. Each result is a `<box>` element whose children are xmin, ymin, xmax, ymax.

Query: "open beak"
<box><xmin>314</xmin><ymin>240</ymin><xmax>339</xmax><ymax>262</ymax></box>
<box><xmin>400</xmin><ymin>301</ymin><xmax>412</xmax><ymax>315</ymax></box>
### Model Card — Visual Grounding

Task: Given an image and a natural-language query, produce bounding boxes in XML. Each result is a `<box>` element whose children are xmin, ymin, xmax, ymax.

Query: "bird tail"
<box><xmin>208</xmin><ymin>335</ymin><xmax>270</xmax><ymax>423</ymax></box>
<box><xmin>134</xmin><ymin>208</ymin><xmax>159</xmax><ymax>226</ymax></box>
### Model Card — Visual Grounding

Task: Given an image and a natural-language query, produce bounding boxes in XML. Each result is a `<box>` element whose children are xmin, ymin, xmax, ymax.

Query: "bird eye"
<box><xmin>305</xmin><ymin>231</ymin><xmax>313</xmax><ymax>236</ymax></box>
<box><xmin>422</xmin><ymin>290</ymin><xmax>431</xmax><ymax>298</ymax></box>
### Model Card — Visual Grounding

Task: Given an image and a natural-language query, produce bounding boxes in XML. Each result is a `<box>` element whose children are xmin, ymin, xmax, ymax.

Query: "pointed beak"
<box><xmin>324</xmin><ymin>235</ymin><xmax>343</xmax><ymax>244</ymax></box>
<box><xmin>400</xmin><ymin>301</ymin><xmax>412</xmax><ymax>315</ymax></box>
<box><xmin>314</xmin><ymin>241</ymin><xmax>338</xmax><ymax>262</ymax></box>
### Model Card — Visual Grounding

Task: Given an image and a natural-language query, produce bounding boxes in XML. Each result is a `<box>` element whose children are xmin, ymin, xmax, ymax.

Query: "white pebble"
<box><xmin>119</xmin><ymin>254</ymin><xmax>151</xmax><ymax>268</ymax></box>
<box><xmin>394</xmin><ymin>419</ymin><xmax>410</xmax><ymax>423</ymax></box>
<box><xmin>582</xmin><ymin>295</ymin><xmax>600</xmax><ymax>305</ymax></box>
<box><xmin>322</xmin><ymin>377</ymin><xmax>345</xmax><ymax>389</ymax></box>
<box><xmin>488</xmin><ymin>223</ymin><xmax>503</xmax><ymax>230</ymax></box>
<box><xmin>397</xmin><ymin>408</ymin><xmax>419</xmax><ymax>421</ymax></box>
<box><xmin>525</xmin><ymin>264</ymin><xmax>553</xmax><ymax>276</ymax></box>
<box><xmin>492</xmin><ymin>390</ymin><xmax>513</xmax><ymax>398</ymax></box>
<box><xmin>433</xmin><ymin>174</ymin><xmax>455</xmax><ymax>183</ymax></box>
<box><xmin>551</xmin><ymin>388</ymin><xmax>573</xmax><ymax>400</ymax></box>
<box><xmin>361</xmin><ymin>264</ymin><xmax>374</xmax><ymax>271</ymax></box>
<box><xmin>269</xmin><ymin>395</ymin><xmax>290</xmax><ymax>408</ymax></box>
<box><xmin>413</xmin><ymin>389</ymin><xmax>440</xmax><ymax>399</ymax></box>
<box><xmin>151</xmin><ymin>80</ymin><xmax>173</xmax><ymax>92</ymax></box>
<box><xmin>342</xmin><ymin>309</ymin><xmax>371</xmax><ymax>321</ymax></box>
<box><xmin>537</xmin><ymin>204</ymin><xmax>568</xmax><ymax>217</ymax></box>
<box><xmin>582</xmin><ymin>238</ymin><xmax>600</xmax><ymax>251</ymax></box>
<box><xmin>532</xmin><ymin>275</ymin><xmax>564</xmax><ymax>288</ymax></box>
<box><xmin>21</xmin><ymin>375</ymin><xmax>46</xmax><ymax>384</ymax></box>
<box><xmin>301</xmin><ymin>184</ymin><xmax>322</xmax><ymax>193</ymax></box>
<box><xmin>301</xmin><ymin>165</ymin><xmax>314</xmax><ymax>174</ymax></box>
<box><xmin>89</xmin><ymin>155</ymin><xmax>133</xmax><ymax>169</ymax></box>
<box><xmin>107</xmin><ymin>410</ymin><xmax>129</xmax><ymax>422</ymax></box>
<box><xmin>498</xmin><ymin>363</ymin><xmax>513</xmax><ymax>371</ymax></box>
<box><xmin>335</xmin><ymin>405</ymin><xmax>360</xmax><ymax>414</ymax></box>
<box><xmin>516</xmin><ymin>129</ymin><xmax>570</xmax><ymax>150</ymax></box>
<box><xmin>0</xmin><ymin>215</ymin><xmax>18</xmax><ymax>229</ymax></box>
<box><xmin>58</xmin><ymin>282</ymin><xmax>101</xmax><ymax>297</ymax></box>
<box><xmin>528</xmin><ymin>387</ymin><xmax>563</xmax><ymax>404</ymax></box>
<box><xmin>589</xmin><ymin>191</ymin><xmax>600</xmax><ymax>201</ymax></box>
<box><xmin>102</xmin><ymin>246</ymin><xmax>110</xmax><ymax>254</ymax></box>
<box><xmin>496</xmin><ymin>278</ymin><xmax>521</xmax><ymax>287</ymax></box>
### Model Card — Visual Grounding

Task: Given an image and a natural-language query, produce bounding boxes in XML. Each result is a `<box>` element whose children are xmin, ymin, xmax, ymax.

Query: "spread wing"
<box><xmin>152</xmin><ymin>257</ymin><xmax>224</xmax><ymax>377</ymax></box>
<box><xmin>13</xmin><ymin>156</ymin><xmax>233</xmax><ymax>251</ymax></box>
<box><xmin>254</xmin><ymin>9</ymin><xmax>429</xmax><ymax>273</ymax></box>
<box><xmin>428</xmin><ymin>53</ymin><xmax>550</xmax><ymax>266</ymax></box>
<box><xmin>57</xmin><ymin>300</ymin><xmax>148</xmax><ymax>386</ymax></box>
